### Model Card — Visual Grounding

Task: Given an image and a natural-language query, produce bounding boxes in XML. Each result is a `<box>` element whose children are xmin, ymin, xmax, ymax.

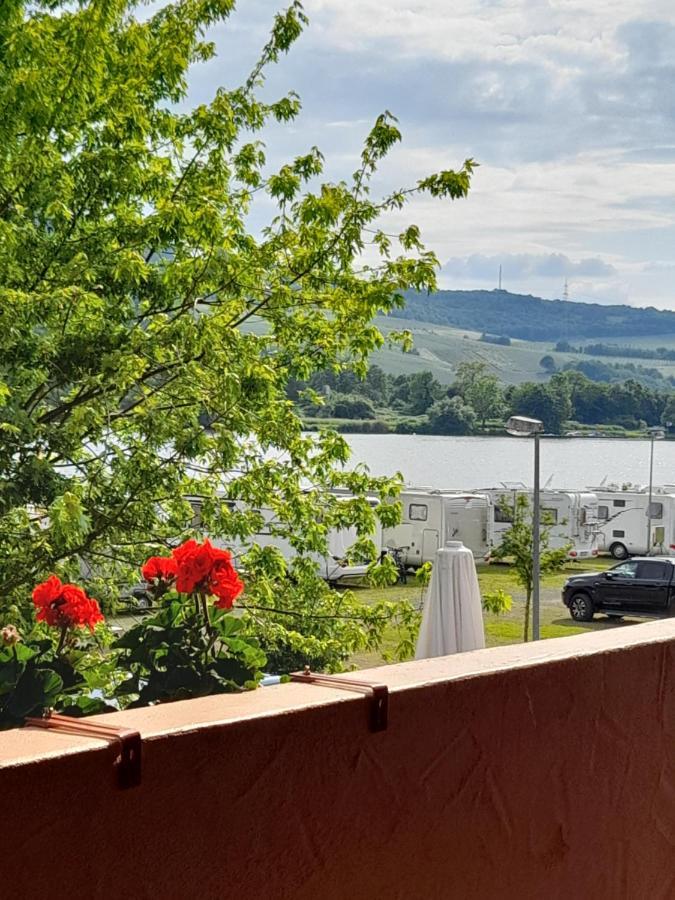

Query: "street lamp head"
<box><xmin>505</xmin><ymin>415</ymin><xmax>544</xmax><ymax>437</ymax></box>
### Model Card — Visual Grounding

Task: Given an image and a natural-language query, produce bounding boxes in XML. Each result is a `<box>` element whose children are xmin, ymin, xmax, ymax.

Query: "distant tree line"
<box><xmin>395</xmin><ymin>289</ymin><xmax>675</xmax><ymax>341</ymax></box>
<box><xmin>289</xmin><ymin>364</ymin><xmax>675</xmax><ymax>436</ymax></box>
<box><xmin>555</xmin><ymin>340</ymin><xmax>675</xmax><ymax>362</ymax></box>
<box><xmin>541</xmin><ymin>353</ymin><xmax>675</xmax><ymax>390</ymax></box>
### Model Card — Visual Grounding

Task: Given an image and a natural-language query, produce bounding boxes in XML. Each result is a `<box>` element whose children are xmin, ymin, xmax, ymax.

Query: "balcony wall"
<box><xmin>2</xmin><ymin>620</ymin><xmax>674</xmax><ymax>900</ymax></box>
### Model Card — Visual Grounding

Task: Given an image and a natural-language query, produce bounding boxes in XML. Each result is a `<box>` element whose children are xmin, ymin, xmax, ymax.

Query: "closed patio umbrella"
<box><xmin>415</xmin><ymin>540</ymin><xmax>485</xmax><ymax>659</ymax></box>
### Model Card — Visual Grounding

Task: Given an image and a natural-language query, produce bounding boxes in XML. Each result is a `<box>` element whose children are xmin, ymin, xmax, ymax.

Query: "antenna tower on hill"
<box><xmin>563</xmin><ymin>278</ymin><xmax>569</xmax><ymax>300</ymax></box>
<box><xmin>498</xmin><ymin>264</ymin><xmax>502</xmax><ymax>291</ymax></box>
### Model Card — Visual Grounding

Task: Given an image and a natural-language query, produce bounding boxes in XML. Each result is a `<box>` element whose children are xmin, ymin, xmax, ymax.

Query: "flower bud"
<box><xmin>1</xmin><ymin>625</ymin><xmax>20</xmax><ymax>646</ymax></box>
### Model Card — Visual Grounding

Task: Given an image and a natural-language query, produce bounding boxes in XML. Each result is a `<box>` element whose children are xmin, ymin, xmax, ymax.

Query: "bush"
<box><xmin>424</xmin><ymin>396</ymin><xmax>477</xmax><ymax>435</ymax></box>
<box><xmin>480</xmin><ymin>333</ymin><xmax>511</xmax><ymax>346</ymax></box>
<box><xmin>331</xmin><ymin>395</ymin><xmax>376</xmax><ymax>419</ymax></box>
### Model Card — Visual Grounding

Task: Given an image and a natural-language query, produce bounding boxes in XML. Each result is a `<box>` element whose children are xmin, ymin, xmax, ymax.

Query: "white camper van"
<box><xmin>242</xmin><ymin>504</ymin><xmax>382</xmax><ymax>583</ymax></box>
<box><xmin>591</xmin><ymin>486</ymin><xmax>675</xmax><ymax>559</ymax></box>
<box><xmin>482</xmin><ymin>486</ymin><xmax>599</xmax><ymax>559</ymax></box>
<box><xmin>382</xmin><ymin>489</ymin><xmax>492</xmax><ymax>565</ymax></box>
<box><xmin>194</xmin><ymin>495</ymin><xmax>383</xmax><ymax>585</ymax></box>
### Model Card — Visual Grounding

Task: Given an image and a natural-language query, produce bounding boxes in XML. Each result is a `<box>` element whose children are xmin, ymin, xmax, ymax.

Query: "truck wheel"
<box><xmin>569</xmin><ymin>592</ymin><xmax>595</xmax><ymax>622</ymax></box>
<box><xmin>609</xmin><ymin>542</ymin><xmax>628</xmax><ymax>560</ymax></box>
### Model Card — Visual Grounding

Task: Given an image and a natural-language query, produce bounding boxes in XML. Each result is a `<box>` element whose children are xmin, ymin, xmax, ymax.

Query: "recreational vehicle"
<box><xmin>381</xmin><ymin>489</ymin><xmax>492</xmax><ymax>565</ymax></box>
<box><xmin>382</xmin><ymin>485</ymin><xmax>599</xmax><ymax>567</ymax></box>
<box><xmin>190</xmin><ymin>494</ymin><xmax>383</xmax><ymax>585</ymax></box>
<box><xmin>481</xmin><ymin>486</ymin><xmax>599</xmax><ymax>559</ymax></box>
<box><xmin>590</xmin><ymin>486</ymin><xmax>675</xmax><ymax>559</ymax></box>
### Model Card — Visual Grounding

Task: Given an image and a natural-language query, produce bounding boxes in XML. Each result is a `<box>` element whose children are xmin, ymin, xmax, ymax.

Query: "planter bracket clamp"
<box><xmin>25</xmin><ymin>711</ymin><xmax>141</xmax><ymax>789</ymax></box>
<box><xmin>290</xmin><ymin>667</ymin><xmax>388</xmax><ymax>732</ymax></box>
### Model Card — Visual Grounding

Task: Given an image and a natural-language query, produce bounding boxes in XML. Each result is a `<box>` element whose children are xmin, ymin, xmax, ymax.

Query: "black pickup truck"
<box><xmin>562</xmin><ymin>558</ymin><xmax>675</xmax><ymax>621</ymax></box>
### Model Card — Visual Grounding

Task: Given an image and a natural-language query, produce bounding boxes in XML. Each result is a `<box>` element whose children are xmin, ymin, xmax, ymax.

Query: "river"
<box><xmin>341</xmin><ymin>435</ymin><xmax>675</xmax><ymax>491</ymax></box>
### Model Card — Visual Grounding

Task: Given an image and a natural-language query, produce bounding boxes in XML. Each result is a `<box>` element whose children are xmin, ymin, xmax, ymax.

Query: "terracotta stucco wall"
<box><xmin>2</xmin><ymin>621</ymin><xmax>674</xmax><ymax>900</ymax></box>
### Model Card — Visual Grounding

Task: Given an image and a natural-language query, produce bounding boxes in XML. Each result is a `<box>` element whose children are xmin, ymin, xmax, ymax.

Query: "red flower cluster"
<box><xmin>32</xmin><ymin>575</ymin><xmax>104</xmax><ymax>631</ymax></box>
<box><xmin>141</xmin><ymin>539</ymin><xmax>244</xmax><ymax>609</ymax></box>
<box><xmin>141</xmin><ymin>556</ymin><xmax>178</xmax><ymax>584</ymax></box>
<box><xmin>172</xmin><ymin>539</ymin><xmax>244</xmax><ymax>609</ymax></box>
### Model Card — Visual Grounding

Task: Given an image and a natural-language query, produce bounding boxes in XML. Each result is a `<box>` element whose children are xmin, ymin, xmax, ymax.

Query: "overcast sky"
<box><xmin>188</xmin><ymin>0</ymin><xmax>675</xmax><ymax>311</ymax></box>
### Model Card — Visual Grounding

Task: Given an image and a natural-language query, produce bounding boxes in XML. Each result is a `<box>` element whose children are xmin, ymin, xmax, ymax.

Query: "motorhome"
<box><xmin>590</xmin><ymin>486</ymin><xmax>675</xmax><ymax>559</ymax></box>
<box><xmin>189</xmin><ymin>494</ymin><xmax>383</xmax><ymax>585</ymax></box>
<box><xmin>382</xmin><ymin>490</ymin><xmax>492</xmax><ymax>565</ymax></box>
<box><xmin>383</xmin><ymin>486</ymin><xmax>599</xmax><ymax>567</ymax></box>
<box><xmin>483</xmin><ymin>485</ymin><xmax>599</xmax><ymax>559</ymax></box>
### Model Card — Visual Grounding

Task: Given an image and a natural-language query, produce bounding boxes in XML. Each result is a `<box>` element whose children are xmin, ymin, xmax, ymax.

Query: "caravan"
<box><xmin>482</xmin><ymin>485</ymin><xmax>599</xmax><ymax>559</ymax></box>
<box><xmin>382</xmin><ymin>489</ymin><xmax>492</xmax><ymax>565</ymax></box>
<box><xmin>590</xmin><ymin>486</ymin><xmax>675</xmax><ymax>559</ymax></box>
<box><xmin>382</xmin><ymin>485</ymin><xmax>599</xmax><ymax>567</ymax></box>
<box><xmin>190</xmin><ymin>494</ymin><xmax>383</xmax><ymax>585</ymax></box>
<box><xmin>241</xmin><ymin>502</ymin><xmax>382</xmax><ymax>583</ymax></box>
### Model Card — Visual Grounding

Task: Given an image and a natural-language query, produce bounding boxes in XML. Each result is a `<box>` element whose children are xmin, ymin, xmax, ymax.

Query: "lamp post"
<box><xmin>505</xmin><ymin>416</ymin><xmax>545</xmax><ymax>640</ymax></box>
<box><xmin>646</xmin><ymin>426</ymin><xmax>665</xmax><ymax>555</ymax></box>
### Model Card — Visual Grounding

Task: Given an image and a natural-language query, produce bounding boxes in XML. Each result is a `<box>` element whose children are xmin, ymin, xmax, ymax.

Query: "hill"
<box><xmin>369</xmin><ymin>317</ymin><xmax>675</xmax><ymax>387</ymax></box>
<box><xmin>395</xmin><ymin>289</ymin><xmax>675</xmax><ymax>342</ymax></box>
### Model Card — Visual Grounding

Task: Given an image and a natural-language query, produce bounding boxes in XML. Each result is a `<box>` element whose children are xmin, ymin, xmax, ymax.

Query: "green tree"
<box><xmin>0</xmin><ymin>0</ymin><xmax>474</xmax><ymax>666</ymax></box>
<box><xmin>539</xmin><ymin>354</ymin><xmax>556</xmax><ymax>373</ymax></box>
<box><xmin>425</xmin><ymin>396</ymin><xmax>477</xmax><ymax>435</ymax></box>
<box><xmin>661</xmin><ymin>395</ymin><xmax>675</xmax><ymax>429</ymax></box>
<box><xmin>508</xmin><ymin>375</ymin><xmax>572</xmax><ymax>434</ymax></box>
<box><xmin>453</xmin><ymin>361</ymin><xmax>504</xmax><ymax>428</ymax></box>
<box><xmin>490</xmin><ymin>495</ymin><xmax>569</xmax><ymax>641</ymax></box>
<box><xmin>406</xmin><ymin>371</ymin><xmax>444</xmax><ymax>415</ymax></box>
<box><xmin>363</xmin><ymin>365</ymin><xmax>389</xmax><ymax>404</ymax></box>
<box><xmin>331</xmin><ymin>396</ymin><xmax>375</xmax><ymax>419</ymax></box>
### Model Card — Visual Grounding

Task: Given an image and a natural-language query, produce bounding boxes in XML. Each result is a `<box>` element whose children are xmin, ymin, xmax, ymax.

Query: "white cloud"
<box><xmin>442</xmin><ymin>253</ymin><xmax>616</xmax><ymax>280</ymax></box>
<box><xmin>185</xmin><ymin>0</ymin><xmax>675</xmax><ymax>312</ymax></box>
<box><xmin>306</xmin><ymin>0</ymin><xmax>674</xmax><ymax>68</ymax></box>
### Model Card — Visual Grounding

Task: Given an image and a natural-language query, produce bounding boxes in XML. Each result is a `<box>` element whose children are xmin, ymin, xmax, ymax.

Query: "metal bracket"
<box><xmin>25</xmin><ymin>711</ymin><xmax>141</xmax><ymax>789</ymax></box>
<box><xmin>290</xmin><ymin>666</ymin><xmax>388</xmax><ymax>732</ymax></box>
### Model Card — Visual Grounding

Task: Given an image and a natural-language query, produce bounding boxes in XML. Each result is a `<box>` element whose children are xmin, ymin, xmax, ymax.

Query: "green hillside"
<box><xmin>244</xmin><ymin>291</ymin><xmax>675</xmax><ymax>388</ymax></box>
<box><xmin>397</xmin><ymin>289</ymin><xmax>675</xmax><ymax>341</ymax></box>
<box><xmin>372</xmin><ymin>317</ymin><xmax>675</xmax><ymax>386</ymax></box>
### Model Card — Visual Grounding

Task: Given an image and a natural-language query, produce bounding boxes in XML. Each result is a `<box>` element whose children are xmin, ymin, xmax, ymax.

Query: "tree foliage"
<box><xmin>425</xmin><ymin>396</ymin><xmax>477</xmax><ymax>435</ymax></box>
<box><xmin>397</xmin><ymin>289</ymin><xmax>675</xmax><ymax>341</ymax></box>
<box><xmin>507</xmin><ymin>374</ymin><xmax>573</xmax><ymax>434</ymax></box>
<box><xmin>294</xmin><ymin>361</ymin><xmax>674</xmax><ymax>435</ymax></box>
<box><xmin>452</xmin><ymin>361</ymin><xmax>504</xmax><ymax>428</ymax></box>
<box><xmin>490</xmin><ymin>495</ymin><xmax>569</xmax><ymax>641</ymax></box>
<box><xmin>0</xmin><ymin>1</ymin><xmax>475</xmax><ymax>667</ymax></box>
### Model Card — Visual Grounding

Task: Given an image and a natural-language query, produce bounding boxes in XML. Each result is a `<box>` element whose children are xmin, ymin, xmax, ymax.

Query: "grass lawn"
<box><xmin>349</xmin><ymin>557</ymin><xmax>648</xmax><ymax>669</ymax></box>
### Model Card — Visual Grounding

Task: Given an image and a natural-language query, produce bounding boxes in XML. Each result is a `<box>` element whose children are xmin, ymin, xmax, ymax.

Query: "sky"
<box><xmin>187</xmin><ymin>0</ymin><xmax>675</xmax><ymax>312</ymax></box>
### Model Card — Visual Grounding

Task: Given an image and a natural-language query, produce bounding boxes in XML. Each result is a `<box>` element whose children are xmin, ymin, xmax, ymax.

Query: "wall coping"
<box><xmin>2</xmin><ymin>619</ymin><xmax>674</xmax><ymax>769</ymax></box>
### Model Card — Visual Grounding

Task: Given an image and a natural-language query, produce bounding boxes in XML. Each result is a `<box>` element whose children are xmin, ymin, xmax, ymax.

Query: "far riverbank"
<box><xmin>303</xmin><ymin>416</ymin><xmax>672</xmax><ymax>441</ymax></box>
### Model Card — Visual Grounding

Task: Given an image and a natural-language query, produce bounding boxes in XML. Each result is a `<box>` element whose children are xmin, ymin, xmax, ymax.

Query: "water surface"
<box><xmin>341</xmin><ymin>434</ymin><xmax>675</xmax><ymax>491</ymax></box>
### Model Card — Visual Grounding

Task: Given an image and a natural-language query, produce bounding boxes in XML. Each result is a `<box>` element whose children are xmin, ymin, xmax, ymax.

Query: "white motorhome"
<box><xmin>382</xmin><ymin>489</ymin><xmax>492</xmax><ymax>565</ymax></box>
<box><xmin>382</xmin><ymin>485</ymin><xmax>599</xmax><ymax>567</ymax></box>
<box><xmin>190</xmin><ymin>495</ymin><xmax>383</xmax><ymax>585</ymax></box>
<box><xmin>481</xmin><ymin>485</ymin><xmax>599</xmax><ymax>559</ymax></box>
<box><xmin>590</xmin><ymin>486</ymin><xmax>675</xmax><ymax>559</ymax></box>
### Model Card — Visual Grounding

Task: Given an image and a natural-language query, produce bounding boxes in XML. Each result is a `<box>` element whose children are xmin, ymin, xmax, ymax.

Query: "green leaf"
<box><xmin>6</xmin><ymin>668</ymin><xmax>64</xmax><ymax>719</ymax></box>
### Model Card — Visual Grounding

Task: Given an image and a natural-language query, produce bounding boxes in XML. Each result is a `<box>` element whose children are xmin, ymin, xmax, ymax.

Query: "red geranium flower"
<box><xmin>172</xmin><ymin>539</ymin><xmax>215</xmax><ymax>594</ymax></box>
<box><xmin>171</xmin><ymin>539</ymin><xmax>244</xmax><ymax>606</ymax></box>
<box><xmin>211</xmin><ymin>557</ymin><xmax>245</xmax><ymax>610</ymax></box>
<box><xmin>141</xmin><ymin>556</ymin><xmax>178</xmax><ymax>584</ymax></box>
<box><xmin>32</xmin><ymin>575</ymin><xmax>104</xmax><ymax>631</ymax></box>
